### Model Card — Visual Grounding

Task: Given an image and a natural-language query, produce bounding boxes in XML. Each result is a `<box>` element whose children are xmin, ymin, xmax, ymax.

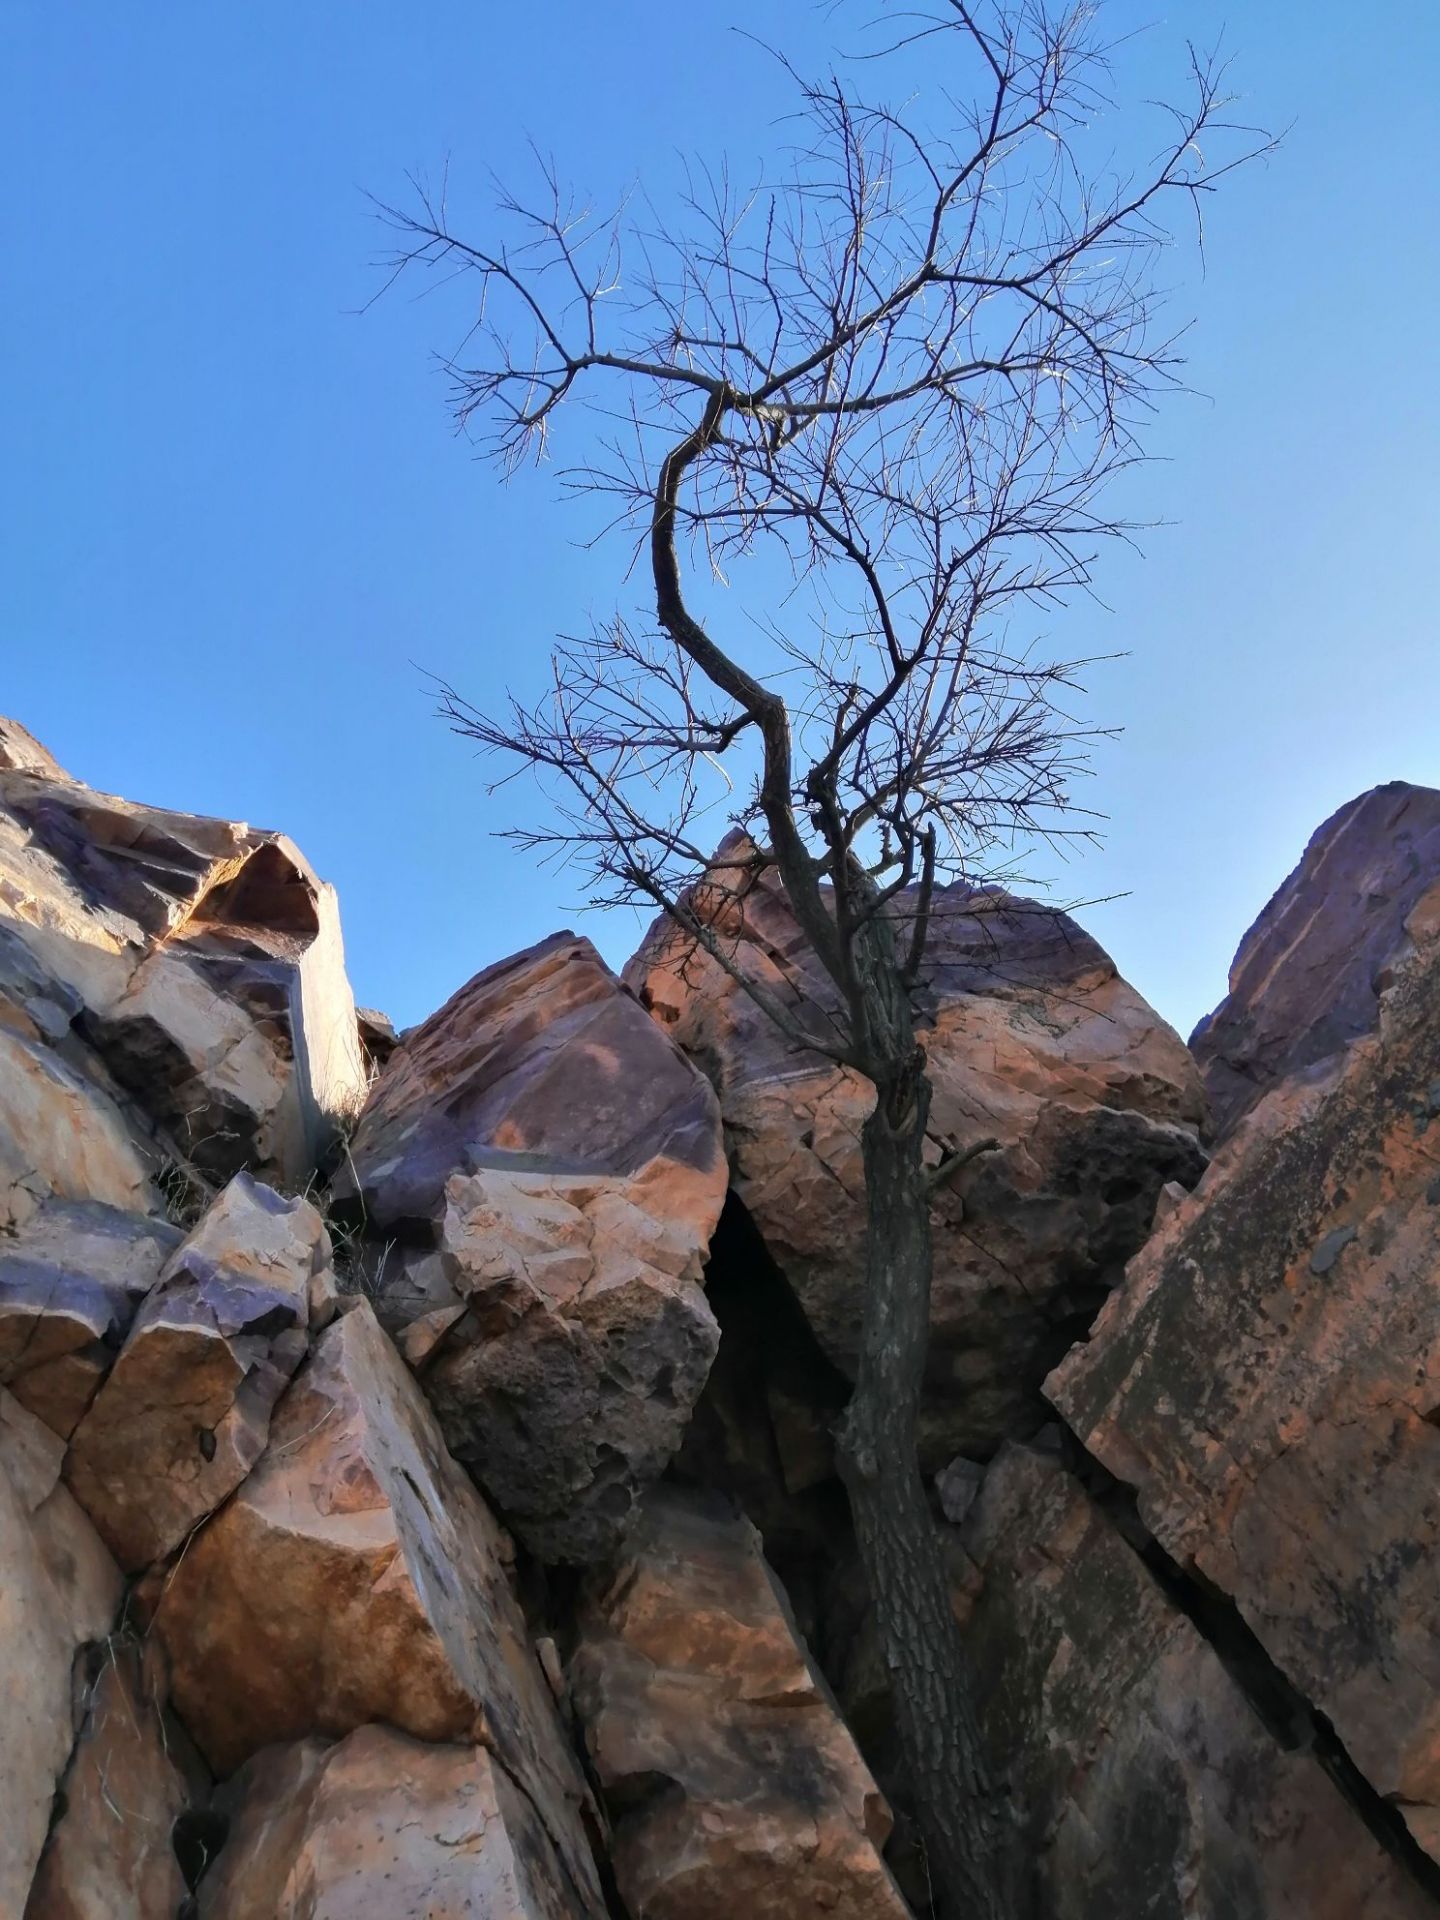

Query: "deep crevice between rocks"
<box><xmin>1061</xmin><ymin>1429</ymin><xmax>1440</xmax><ymax>1908</ymax></box>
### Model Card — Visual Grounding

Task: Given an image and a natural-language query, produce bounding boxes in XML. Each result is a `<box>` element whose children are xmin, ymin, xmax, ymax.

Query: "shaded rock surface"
<box><xmin>201</xmin><ymin>1726</ymin><xmax>589</xmax><ymax>1920</ymax></box>
<box><xmin>24</xmin><ymin>1637</ymin><xmax>204</xmax><ymax>1920</ymax></box>
<box><xmin>1192</xmin><ymin>781</ymin><xmax>1440</xmax><ymax>1139</ymax></box>
<box><xmin>625</xmin><ymin>837</ymin><xmax>1206</xmax><ymax>1461</ymax></box>
<box><xmin>1050</xmin><ymin>857</ymin><xmax>1440</xmax><ymax>1859</ymax></box>
<box><xmin>959</xmin><ymin>1443</ymin><xmax>1435</xmax><ymax>1920</ymax></box>
<box><xmin>65</xmin><ymin>1174</ymin><xmax>327</xmax><ymax>1570</ymax></box>
<box><xmin>569</xmin><ymin>1485</ymin><xmax>912</xmax><ymax>1919</ymax></box>
<box><xmin>0</xmin><ymin>719</ymin><xmax>367</xmax><ymax>1187</ymax></box>
<box><xmin>339</xmin><ymin>931</ymin><xmax>727</xmax><ymax>1561</ymax></box>
<box><xmin>0</xmin><ymin>1390</ymin><xmax>123</xmax><ymax>1919</ymax></box>
<box><xmin>152</xmin><ymin>1301</ymin><xmax>607</xmax><ymax>1914</ymax></box>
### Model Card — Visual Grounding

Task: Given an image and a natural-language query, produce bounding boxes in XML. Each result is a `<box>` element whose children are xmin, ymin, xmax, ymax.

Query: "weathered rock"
<box><xmin>152</xmin><ymin>1302</ymin><xmax>607</xmax><ymax>1914</ymax></box>
<box><xmin>201</xmin><ymin>1726</ymin><xmax>592</xmax><ymax>1920</ymax></box>
<box><xmin>24</xmin><ymin>1637</ymin><xmax>203</xmax><ymax>1920</ymax></box>
<box><xmin>65</xmin><ymin>1174</ymin><xmax>327</xmax><ymax>1569</ymax></box>
<box><xmin>0</xmin><ymin>720</ymin><xmax>367</xmax><ymax>1185</ymax></box>
<box><xmin>625</xmin><ymin>837</ymin><xmax>1206</xmax><ymax>1460</ymax></box>
<box><xmin>339</xmin><ymin>931</ymin><xmax>727</xmax><ymax>1561</ymax></box>
<box><xmin>1048</xmin><ymin>865</ymin><xmax>1440</xmax><ymax>1857</ymax></box>
<box><xmin>569</xmin><ymin>1486</ymin><xmax>912</xmax><ymax>1919</ymax></box>
<box><xmin>0</xmin><ymin>1201</ymin><xmax>182</xmax><ymax>1438</ymax></box>
<box><xmin>0</xmin><ymin>1391</ymin><xmax>123</xmax><ymax>1918</ymax></box>
<box><xmin>1192</xmin><ymin>781</ymin><xmax>1440</xmax><ymax>1139</ymax></box>
<box><xmin>958</xmin><ymin>1444</ymin><xmax>1435</xmax><ymax>1920</ymax></box>
<box><xmin>0</xmin><ymin>1025</ymin><xmax>160</xmax><ymax>1235</ymax></box>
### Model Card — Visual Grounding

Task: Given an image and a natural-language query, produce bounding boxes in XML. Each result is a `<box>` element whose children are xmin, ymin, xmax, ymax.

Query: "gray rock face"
<box><xmin>958</xmin><ymin>1445</ymin><xmax>1435</xmax><ymax>1920</ymax></box>
<box><xmin>339</xmin><ymin>932</ymin><xmax>728</xmax><ymax>1563</ymax></box>
<box><xmin>1191</xmin><ymin>781</ymin><xmax>1440</xmax><ymax>1138</ymax></box>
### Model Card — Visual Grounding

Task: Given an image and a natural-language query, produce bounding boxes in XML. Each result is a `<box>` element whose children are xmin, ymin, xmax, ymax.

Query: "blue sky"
<box><xmin>5</xmin><ymin>3</ymin><xmax>1438</xmax><ymax>1039</ymax></box>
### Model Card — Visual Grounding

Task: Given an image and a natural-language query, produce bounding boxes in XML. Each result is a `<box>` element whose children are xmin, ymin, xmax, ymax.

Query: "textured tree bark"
<box><xmin>837</xmin><ymin>920</ymin><xmax>1016</xmax><ymax>1920</ymax></box>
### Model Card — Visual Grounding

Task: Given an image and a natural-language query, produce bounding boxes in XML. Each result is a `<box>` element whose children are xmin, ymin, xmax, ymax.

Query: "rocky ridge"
<box><xmin>2</xmin><ymin>716</ymin><xmax>1438</xmax><ymax>1920</ymax></box>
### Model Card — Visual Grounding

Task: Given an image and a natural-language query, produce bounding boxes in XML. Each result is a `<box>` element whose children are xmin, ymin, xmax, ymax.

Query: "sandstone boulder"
<box><xmin>569</xmin><ymin>1486</ymin><xmax>912</xmax><ymax>1919</ymax></box>
<box><xmin>338</xmin><ymin>931</ymin><xmax>727</xmax><ymax>1561</ymax></box>
<box><xmin>625</xmin><ymin>837</ymin><xmax>1206</xmax><ymax>1461</ymax></box>
<box><xmin>0</xmin><ymin>1391</ymin><xmax>123</xmax><ymax>1918</ymax></box>
<box><xmin>0</xmin><ymin>721</ymin><xmax>367</xmax><ymax>1185</ymax></box>
<box><xmin>65</xmin><ymin>1174</ymin><xmax>328</xmax><ymax>1569</ymax></box>
<box><xmin>201</xmin><ymin>1726</ymin><xmax>593</xmax><ymax>1920</ymax></box>
<box><xmin>0</xmin><ymin>1200</ymin><xmax>181</xmax><ymax>1437</ymax></box>
<box><xmin>959</xmin><ymin>1444</ymin><xmax>1435</xmax><ymax>1919</ymax></box>
<box><xmin>152</xmin><ymin>1301</ymin><xmax>607</xmax><ymax>1914</ymax></box>
<box><xmin>24</xmin><ymin>1637</ymin><xmax>203</xmax><ymax>1920</ymax></box>
<box><xmin>1192</xmin><ymin>781</ymin><xmax>1440</xmax><ymax>1139</ymax></box>
<box><xmin>1048</xmin><ymin>864</ymin><xmax>1440</xmax><ymax>1857</ymax></box>
<box><xmin>0</xmin><ymin>1024</ymin><xmax>159</xmax><ymax>1235</ymax></box>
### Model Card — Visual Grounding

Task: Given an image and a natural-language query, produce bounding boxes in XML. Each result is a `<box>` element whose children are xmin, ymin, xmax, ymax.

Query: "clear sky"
<box><xmin>5</xmin><ymin>3</ymin><xmax>1438</xmax><ymax>1040</ymax></box>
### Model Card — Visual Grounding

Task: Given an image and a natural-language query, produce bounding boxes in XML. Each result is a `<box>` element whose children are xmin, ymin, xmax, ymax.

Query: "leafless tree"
<box><xmin>377</xmin><ymin>6</ymin><xmax>1267</xmax><ymax>1913</ymax></box>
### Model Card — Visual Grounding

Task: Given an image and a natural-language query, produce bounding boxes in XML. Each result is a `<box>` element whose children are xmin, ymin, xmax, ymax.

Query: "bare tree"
<box><xmin>377</xmin><ymin>6</ymin><xmax>1266</xmax><ymax>1913</ymax></box>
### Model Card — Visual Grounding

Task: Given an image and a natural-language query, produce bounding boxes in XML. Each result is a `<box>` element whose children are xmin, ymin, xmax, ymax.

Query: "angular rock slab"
<box><xmin>0</xmin><ymin>1391</ymin><xmax>123</xmax><ymax>1919</ymax></box>
<box><xmin>1192</xmin><ymin>781</ymin><xmax>1440</xmax><ymax>1138</ymax></box>
<box><xmin>625</xmin><ymin>836</ymin><xmax>1206</xmax><ymax>1460</ymax></box>
<box><xmin>201</xmin><ymin>1726</ymin><xmax>591</xmax><ymax>1920</ymax></box>
<box><xmin>959</xmin><ymin>1445</ymin><xmax>1436</xmax><ymax>1920</ymax></box>
<box><xmin>410</xmin><ymin>1167</ymin><xmax>721</xmax><ymax>1562</ymax></box>
<box><xmin>569</xmin><ymin>1486</ymin><xmax>911</xmax><ymax>1920</ymax></box>
<box><xmin>0</xmin><ymin>1025</ymin><xmax>159</xmax><ymax>1235</ymax></box>
<box><xmin>65</xmin><ymin>1174</ymin><xmax>327</xmax><ymax>1569</ymax></box>
<box><xmin>0</xmin><ymin>1200</ymin><xmax>181</xmax><ymax>1438</ymax></box>
<box><xmin>1049</xmin><ymin>873</ymin><xmax>1440</xmax><ymax>1857</ymax></box>
<box><xmin>340</xmin><ymin>931</ymin><xmax>727</xmax><ymax>1562</ymax></box>
<box><xmin>24</xmin><ymin>1637</ymin><xmax>202</xmax><ymax>1920</ymax></box>
<box><xmin>152</xmin><ymin>1302</ymin><xmax>606</xmax><ymax>1915</ymax></box>
<box><xmin>0</xmin><ymin>717</ymin><xmax>367</xmax><ymax>1184</ymax></box>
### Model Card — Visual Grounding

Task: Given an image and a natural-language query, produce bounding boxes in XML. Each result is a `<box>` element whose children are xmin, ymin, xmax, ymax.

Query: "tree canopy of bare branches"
<box><xmin>378</xmin><ymin>6</ymin><xmax>1268</xmax><ymax>1914</ymax></box>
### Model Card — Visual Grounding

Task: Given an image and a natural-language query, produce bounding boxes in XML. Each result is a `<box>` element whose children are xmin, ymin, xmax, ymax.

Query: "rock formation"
<box><xmin>335</xmin><ymin>931</ymin><xmax>728</xmax><ymax>1561</ymax></box>
<box><xmin>1191</xmin><ymin>781</ymin><xmax>1440</xmax><ymax>1138</ymax></box>
<box><xmin>569</xmin><ymin>1486</ymin><xmax>911</xmax><ymax>1919</ymax></box>
<box><xmin>625</xmin><ymin>834</ymin><xmax>1206</xmax><ymax>1461</ymax></box>
<box><xmin>6</xmin><ymin>711</ymin><xmax>1440</xmax><ymax>1920</ymax></box>
<box><xmin>1049</xmin><ymin>829</ymin><xmax>1440</xmax><ymax>1861</ymax></box>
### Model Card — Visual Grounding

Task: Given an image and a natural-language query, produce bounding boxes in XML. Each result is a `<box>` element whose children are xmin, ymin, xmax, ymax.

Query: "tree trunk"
<box><xmin>837</xmin><ymin>1051</ymin><xmax>1016</xmax><ymax>1920</ymax></box>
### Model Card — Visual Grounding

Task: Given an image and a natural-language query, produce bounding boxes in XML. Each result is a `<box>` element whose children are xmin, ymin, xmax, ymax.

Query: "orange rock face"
<box><xmin>338</xmin><ymin>932</ymin><xmax>728</xmax><ymax>1561</ymax></box>
<box><xmin>625</xmin><ymin>838</ymin><xmax>1206</xmax><ymax>1460</ymax></box>
<box><xmin>959</xmin><ymin>1444</ymin><xmax>1435</xmax><ymax>1920</ymax></box>
<box><xmin>65</xmin><ymin>1174</ymin><xmax>329</xmax><ymax>1570</ymax></box>
<box><xmin>152</xmin><ymin>1302</ymin><xmax>607</xmax><ymax>1914</ymax></box>
<box><xmin>569</xmin><ymin>1487</ymin><xmax>912</xmax><ymax>1919</ymax></box>
<box><xmin>1050</xmin><ymin>868</ymin><xmax>1440</xmax><ymax>1857</ymax></box>
<box><xmin>201</xmin><ymin>1727</ymin><xmax>594</xmax><ymax>1920</ymax></box>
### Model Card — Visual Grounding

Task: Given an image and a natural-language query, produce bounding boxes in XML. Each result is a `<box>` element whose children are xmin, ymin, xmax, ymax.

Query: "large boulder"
<box><xmin>0</xmin><ymin>1391</ymin><xmax>123</xmax><ymax>1918</ymax></box>
<box><xmin>958</xmin><ymin>1444</ymin><xmax>1435</xmax><ymax>1920</ymax></box>
<box><xmin>0</xmin><ymin>1200</ymin><xmax>181</xmax><ymax>1438</ymax></box>
<box><xmin>0</xmin><ymin>719</ymin><xmax>367</xmax><ymax>1186</ymax></box>
<box><xmin>336</xmin><ymin>931</ymin><xmax>728</xmax><ymax>1561</ymax></box>
<box><xmin>1048</xmin><ymin>857</ymin><xmax>1440</xmax><ymax>1857</ymax></box>
<box><xmin>151</xmin><ymin>1301</ymin><xmax>607</xmax><ymax>1915</ymax></box>
<box><xmin>65</xmin><ymin>1174</ymin><xmax>328</xmax><ymax>1570</ymax></box>
<box><xmin>569</xmin><ymin>1486</ymin><xmax>912</xmax><ymax>1920</ymax></box>
<box><xmin>201</xmin><ymin>1726</ymin><xmax>593</xmax><ymax>1920</ymax></box>
<box><xmin>23</xmin><ymin>1637</ymin><xmax>204</xmax><ymax>1920</ymax></box>
<box><xmin>1192</xmin><ymin>781</ymin><xmax>1440</xmax><ymax>1138</ymax></box>
<box><xmin>0</xmin><ymin>1024</ymin><xmax>160</xmax><ymax>1235</ymax></box>
<box><xmin>624</xmin><ymin>838</ymin><xmax>1205</xmax><ymax>1461</ymax></box>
